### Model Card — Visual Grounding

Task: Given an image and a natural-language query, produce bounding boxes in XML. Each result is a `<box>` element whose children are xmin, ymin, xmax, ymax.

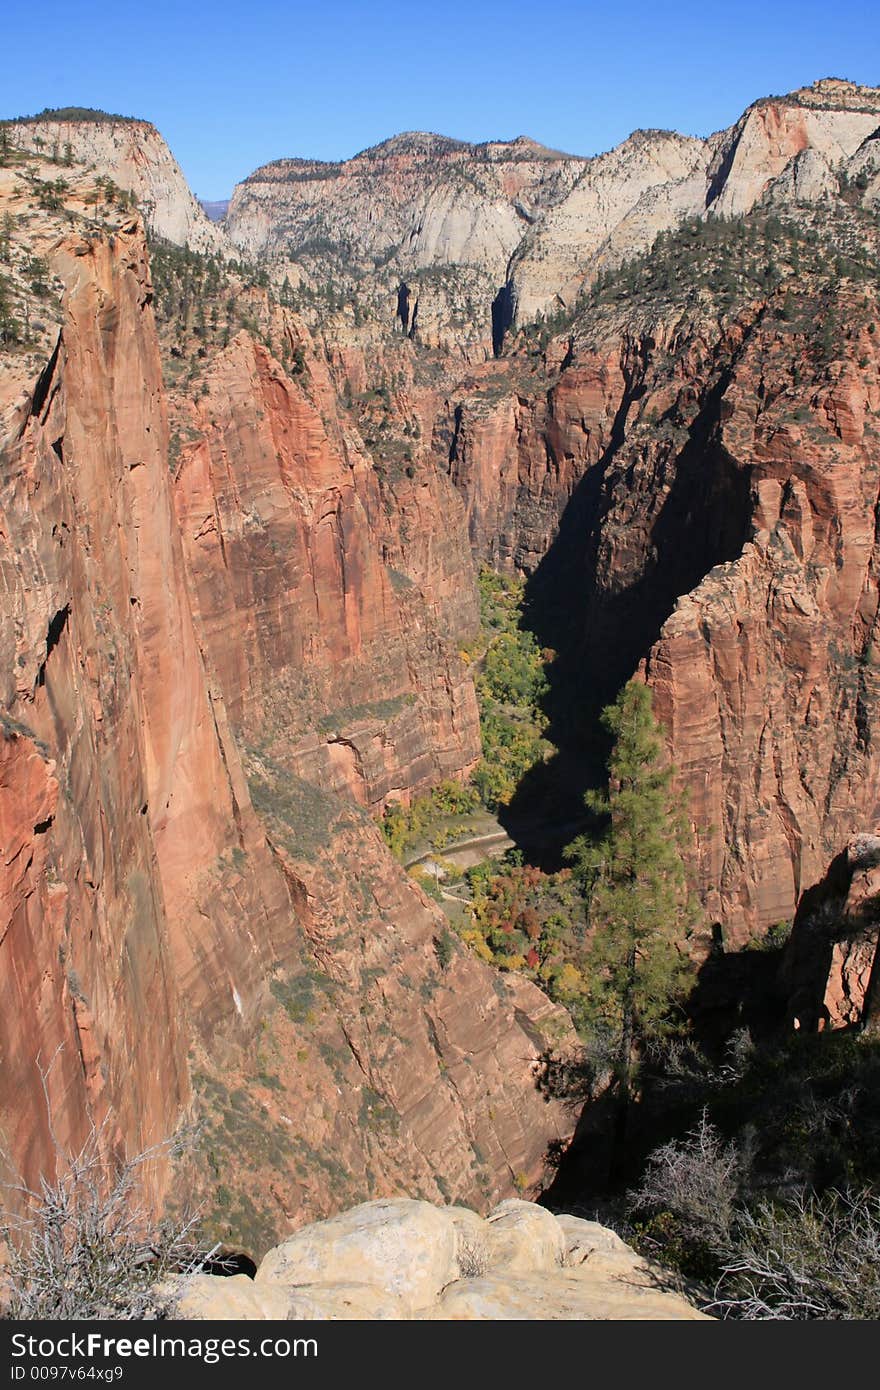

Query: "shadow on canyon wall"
<box><xmin>502</xmin><ymin>369</ymin><xmax>752</xmax><ymax>868</ymax></box>
<box><xmin>538</xmin><ymin>850</ymin><xmax>878</xmax><ymax>1211</ymax></box>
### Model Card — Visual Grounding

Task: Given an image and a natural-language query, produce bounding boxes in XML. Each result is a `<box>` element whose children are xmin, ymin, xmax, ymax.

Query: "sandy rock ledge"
<box><xmin>164</xmin><ymin>1198</ymin><xmax>709</xmax><ymax>1321</ymax></box>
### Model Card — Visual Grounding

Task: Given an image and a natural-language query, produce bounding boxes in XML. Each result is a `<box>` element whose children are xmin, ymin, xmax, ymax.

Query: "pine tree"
<box><xmin>567</xmin><ymin>679</ymin><xmax>695</xmax><ymax>1171</ymax></box>
<box><xmin>0</xmin><ymin>272</ymin><xmax>19</xmax><ymax>345</ymax></box>
<box><xmin>0</xmin><ymin>212</ymin><xmax>13</xmax><ymax>263</ymax></box>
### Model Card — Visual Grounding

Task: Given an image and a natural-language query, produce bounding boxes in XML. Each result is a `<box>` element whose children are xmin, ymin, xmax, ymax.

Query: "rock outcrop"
<box><xmin>165</xmin><ymin>1197</ymin><xmax>708</xmax><ymax>1320</ymax></box>
<box><xmin>9</xmin><ymin>114</ymin><xmax>225</xmax><ymax>252</ymax></box>
<box><xmin>508</xmin><ymin>129</ymin><xmax>709</xmax><ymax>324</ymax></box>
<box><xmin>225</xmin><ymin>133</ymin><xmax>587</xmax><ymax>356</ymax></box>
<box><xmin>708</xmin><ymin>80</ymin><xmax>880</xmax><ymax>220</ymax></box>
<box><xmin>0</xmin><ymin>179</ymin><xmax>298</xmax><ymax>1197</ymax></box>
<box><xmin>785</xmin><ymin>833</ymin><xmax>880</xmax><ymax>1033</ymax></box>
<box><xmin>516</xmin><ymin>80</ymin><xmax>880</xmax><ymax>322</ymax></box>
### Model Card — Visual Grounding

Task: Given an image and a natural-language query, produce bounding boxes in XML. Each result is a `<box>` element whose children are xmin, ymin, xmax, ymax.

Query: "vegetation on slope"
<box><xmin>587</xmin><ymin>210</ymin><xmax>879</xmax><ymax>314</ymax></box>
<box><xmin>512</xmin><ymin>204</ymin><xmax>880</xmax><ymax>360</ymax></box>
<box><xmin>620</xmin><ymin>1030</ymin><xmax>880</xmax><ymax>1318</ymax></box>
<box><xmin>380</xmin><ymin>566</ymin><xmax>552</xmax><ymax>857</ymax></box>
<box><xmin>467</xmin><ymin>567</ymin><xmax>553</xmax><ymax>810</ymax></box>
<box><xmin>9</xmin><ymin>107</ymin><xmax>139</xmax><ymax>125</ymax></box>
<box><xmin>147</xmin><ymin>238</ymin><xmax>313</xmax><ymax>403</ymax></box>
<box><xmin>380</xmin><ymin>779</ymin><xmax>481</xmax><ymax>860</ymax></box>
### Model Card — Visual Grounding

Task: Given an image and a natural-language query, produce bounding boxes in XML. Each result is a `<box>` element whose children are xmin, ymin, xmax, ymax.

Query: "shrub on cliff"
<box><xmin>708</xmin><ymin>1188</ymin><xmax>880</xmax><ymax>1320</ymax></box>
<box><xmin>628</xmin><ymin>1081</ymin><xmax>880</xmax><ymax>1318</ymax></box>
<box><xmin>1</xmin><ymin>1103</ymin><xmax>214</xmax><ymax>1319</ymax></box>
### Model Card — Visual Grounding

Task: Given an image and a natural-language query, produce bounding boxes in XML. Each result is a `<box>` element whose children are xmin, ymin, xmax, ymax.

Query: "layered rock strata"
<box><xmin>0</xmin><ymin>162</ymin><xmax>574</xmax><ymax>1237</ymax></box>
<box><xmin>172</xmin><ymin>329</ymin><xmax>480</xmax><ymax>810</ymax></box>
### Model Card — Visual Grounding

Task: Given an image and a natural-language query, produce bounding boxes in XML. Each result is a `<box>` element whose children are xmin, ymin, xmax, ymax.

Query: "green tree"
<box><xmin>567</xmin><ymin>680</ymin><xmax>695</xmax><ymax>1170</ymax></box>
<box><xmin>0</xmin><ymin>211</ymin><xmax>13</xmax><ymax>263</ymax></box>
<box><xmin>0</xmin><ymin>272</ymin><xmax>19</xmax><ymax>345</ymax></box>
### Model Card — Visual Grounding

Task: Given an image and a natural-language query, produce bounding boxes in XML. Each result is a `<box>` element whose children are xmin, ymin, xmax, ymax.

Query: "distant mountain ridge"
<box><xmin>219</xmin><ymin>77</ymin><xmax>880</xmax><ymax>341</ymax></box>
<box><xmin>199</xmin><ymin>199</ymin><xmax>229</xmax><ymax>222</ymax></box>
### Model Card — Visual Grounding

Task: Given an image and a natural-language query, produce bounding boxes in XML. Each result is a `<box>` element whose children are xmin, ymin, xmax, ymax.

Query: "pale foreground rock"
<box><xmin>556</xmin><ymin>1213</ymin><xmax>633</xmax><ymax>1264</ymax></box>
<box><xmin>167</xmin><ymin>1199</ymin><xmax>709</xmax><ymax>1320</ymax></box>
<box><xmin>168</xmin><ymin>1274</ymin><xmax>290</xmax><ymax>1321</ymax></box>
<box><xmin>255</xmin><ymin>1199</ymin><xmax>458</xmax><ymax>1314</ymax></box>
<box><xmin>433</xmin><ymin>1270</ymin><xmax>706</xmax><ymax>1321</ymax></box>
<box><xmin>284</xmin><ymin>1284</ymin><xmax>409</xmax><ymax>1320</ymax></box>
<box><xmin>485</xmin><ymin>1198</ymin><xmax>567</xmax><ymax>1274</ymax></box>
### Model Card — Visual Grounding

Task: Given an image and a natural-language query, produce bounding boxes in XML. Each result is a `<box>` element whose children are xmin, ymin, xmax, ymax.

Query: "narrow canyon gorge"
<box><xmin>1</xmin><ymin>79</ymin><xmax>879</xmax><ymax>1315</ymax></box>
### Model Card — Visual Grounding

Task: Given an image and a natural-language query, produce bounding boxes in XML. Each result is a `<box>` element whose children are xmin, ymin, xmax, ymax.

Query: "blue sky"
<box><xmin>2</xmin><ymin>1</ymin><xmax>878</xmax><ymax>197</ymax></box>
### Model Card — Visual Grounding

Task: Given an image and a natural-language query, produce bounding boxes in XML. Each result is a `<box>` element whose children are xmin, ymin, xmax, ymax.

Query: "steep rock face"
<box><xmin>845</xmin><ymin>131</ymin><xmax>880</xmax><ymax>211</ymax></box>
<box><xmin>643</xmin><ymin>295</ymin><xmax>880</xmax><ymax>943</ymax></box>
<box><xmin>709</xmin><ymin>83</ymin><xmax>880</xmax><ymax>219</ymax></box>
<box><xmin>444</xmin><ymin>270</ymin><xmax>880</xmax><ymax>946</ymax></box>
<box><xmin>444</xmin><ymin>345</ymin><xmax>629</xmax><ymax>571</ymax></box>
<box><xmin>785</xmin><ymin>834</ymin><xmax>880</xmax><ymax>1033</ymax></box>
<box><xmin>200</xmin><ymin>774</ymin><xmax>576</xmax><ymax>1246</ymax></box>
<box><xmin>225</xmin><ymin>81</ymin><xmax>880</xmax><ymax>344</ymax></box>
<box><xmin>9</xmin><ymin>116</ymin><xmax>224</xmax><ymax>252</ymax></box>
<box><xmin>226</xmin><ymin>133</ymin><xmax>585</xmax><ymax>274</ymax></box>
<box><xmin>163</xmin><ymin>316</ymin><xmax>572</xmax><ymax>1240</ymax></box>
<box><xmin>225</xmin><ymin>133</ymin><xmax>587</xmax><ymax>356</ymax></box>
<box><xmin>0</xmin><ymin>214</ymin><xmax>293</xmax><ymax>1195</ymax></box>
<box><xmin>509</xmin><ymin>130</ymin><xmax>709</xmax><ymax>323</ymax></box>
<box><xmin>0</xmin><ymin>170</ymin><xmax>575</xmax><ymax>1233</ymax></box>
<box><xmin>172</xmin><ymin>331</ymin><xmax>481</xmax><ymax>809</ymax></box>
<box><xmin>511</xmin><ymin>83</ymin><xmax>880</xmax><ymax>322</ymax></box>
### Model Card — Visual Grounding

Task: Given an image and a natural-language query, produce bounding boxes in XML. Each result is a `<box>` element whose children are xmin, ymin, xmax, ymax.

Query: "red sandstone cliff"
<box><xmin>171</xmin><ymin>330</ymin><xmax>480</xmax><ymax>809</ymax></box>
<box><xmin>644</xmin><ymin>289</ymin><xmax>880</xmax><ymax>944</ymax></box>
<box><xmin>441</xmin><ymin>267</ymin><xmax>880</xmax><ymax>951</ymax></box>
<box><xmin>0</xmin><ymin>161</ymin><xmax>574</xmax><ymax>1247</ymax></box>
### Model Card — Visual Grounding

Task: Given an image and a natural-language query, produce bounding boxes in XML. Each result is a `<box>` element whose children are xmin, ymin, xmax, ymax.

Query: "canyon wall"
<box><xmin>0</xmin><ymin>163</ymin><xmax>574</xmax><ymax>1245</ymax></box>
<box><xmin>644</xmin><ymin>292</ymin><xmax>880</xmax><ymax>943</ymax></box>
<box><xmin>171</xmin><ymin>329</ymin><xmax>480</xmax><ymax>810</ymax></box>
<box><xmin>0</xmin><ymin>212</ymin><xmax>281</xmax><ymax>1196</ymax></box>
<box><xmin>441</xmin><ymin>269</ymin><xmax>880</xmax><ymax>947</ymax></box>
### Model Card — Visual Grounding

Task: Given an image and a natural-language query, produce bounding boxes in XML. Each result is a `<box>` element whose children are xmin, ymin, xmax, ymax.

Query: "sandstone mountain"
<box><xmin>226</xmin><ymin>131</ymin><xmax>588</xmax><ymax>356</ymax></box>
<box><xmin>9</xmin><ymin>109</ymin><xmax>225</xmax><ymax>253</ymax></box>
<box><xmin>511</xmin><ymin>80</ymin><xmax>880</xmax><ymax>323</ymax></box>
<box><xmin>226</xmin><ymin>78</ymin><xmax>880</xmax><ymax>349</ymax></box>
